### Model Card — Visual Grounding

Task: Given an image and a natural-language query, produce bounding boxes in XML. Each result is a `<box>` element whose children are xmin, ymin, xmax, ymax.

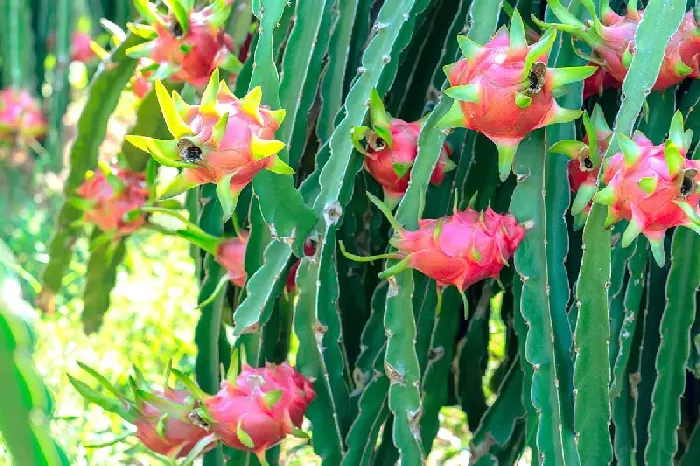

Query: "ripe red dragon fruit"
<box><xmin>583</xmin><ymin>65</ymin><xmax>621</xmax><ymax>99</ymax></box>
<box><xmin>341</xmin><ymin>194</ymin><xmax>526</xmax><ymax>292</ymax></box>
<box><xmin>68</xmin><ymin>363</ymin><xmax>215</xmax><ymax>460</ymax></box>
<box><xmin>75</xmin><ymin>163</ymin><xmax>149</xmax><ymax>237</ymax></box>
<box><xmin>216</xmin><ymin>231</ymin><xmax>249</xmax><ymax>287</ymax></box>
<box><xmin>352</xmin><ymin>90</ymin><xmax>454</xmax><ymax>207</ymax></box>
<box><xmin>127</xmin><ymin>0</ymin><xmax>239</xmax><ymax>86</ymax></box>
<box><xmin>592</xmin><ymin>112</ymin><xmax>700</xmax><ymax>266</ymax></box>
<box><xmin>546</xmin><ymin>0</ymin><xmax>700</xmax><ymax>91</ymax></box>
<box><xmin>71</xmin><ymin>31</ymin><xmax>96</xmax><ymax>63</ymax></box>
<box><xmin>437</xmin><ymin>10</ymin><xmax>595</xmax><ymax>180</ymax></box>
<box><xmin>550</xmin><ymin>105</ymin><xmax>612</xmax><ymax>228</ymax></box>
<box><xmin>200</xmin><ymin>362</ymin><xmax>315</xmax><ymax>460</ymax></box>
<box><xmin>0</xmin><ymin>88</ymin><xmax>47</xmax><ymax>142</ymax></box>
<box><xmin>126</xmin><ymin>70</ymin><xmax>290</xmax><ymax>220</ymax></box>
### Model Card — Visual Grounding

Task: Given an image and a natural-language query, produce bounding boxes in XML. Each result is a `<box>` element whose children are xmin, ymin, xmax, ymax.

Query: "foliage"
<box><xmin>2</xmin><ymin>0</ymin><xmax>700</xmax><ymax>465</ymax></box>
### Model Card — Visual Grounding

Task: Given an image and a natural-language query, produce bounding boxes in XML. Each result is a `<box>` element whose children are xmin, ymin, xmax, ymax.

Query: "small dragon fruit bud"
<box><xmin>0</xmin><ymin>88</ymin><xmax>47</xmax><ymax>142</ymax></box>
<box><xmin>437</xmin><ymin>10</ymin><xmax>596</xmax><ymax>181</ymax></box>
<box><xmin>71</xmin><ymin>31</ymin><xmax>96</xmax><ymax>63</ymax></box>
<box><xmin>201</xmin><ymin>362</ymin><xmax>315</xmax><ymax>459</ymax></box>
<box><xmin>126</xmin><ymin>0</ymin><xmax>240</xmax><ymax>86</ymax></box>
<box><xmin>352</xmin><ymin>90</ymin><xmax>454</xmax><ymax>207</ymax></box>
<box><xmin>68</xmin><ymin>363</ymin><xmax>215</xmax><ymax>459</ymax></box>
<box><xmin>545</xmin><ymin>0</ymin><xmax>700</xmax><ymax>91</ymax></box>
<box><xmin>216</xmin><ymin>231</ymin><xmax>249</xmax><ymax>288</ymax></box>
<box><xmin>550</xmin><ymin>105</ymin><xmax>612</xmax><ymax>228</ymax></box>
<box><xmin>126</xmin><ymin>70</ymin><xmax>290</xmax><ymax>220</ymax></box>
<box><xmin>592</xmin><ymin>111</ymin><xmax>700</xmax><ymax>266</ymax></box>
<box><xmin>74</xmin><ymin>163</ymin><xmax>149</xmax><ymax>237</ymax></box>
<box><xmin>341</xmin><ymin>194</ymin><xmax>526</xmax><ymax>293</ymax></box>
<box><xmin>285</xmin><ymin>240</ymin><xmax>317</xmax><ymax>293</ymax></box>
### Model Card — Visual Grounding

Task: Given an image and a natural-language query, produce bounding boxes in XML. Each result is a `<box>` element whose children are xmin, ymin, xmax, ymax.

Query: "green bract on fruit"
<box><xmin>545</xmin><ymin>0</ymin><xmax>700</xmax><ymax>91</ymax></box>
<box><xmin>592</xmin><ymin>112</ymin><xmax>699</xmax><ymax>266</ymax></box>
<box><xmin>125</xmin><ymin>69</ymin><xmax>290</xmax><ymax>220</ymax></box>
<box><xmin>437</xmin><ymin>10</ymin><xmax>596</xmax><ymax>181</ymax></box>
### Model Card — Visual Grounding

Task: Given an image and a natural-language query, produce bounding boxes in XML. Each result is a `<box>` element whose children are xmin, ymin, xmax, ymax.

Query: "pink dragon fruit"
<box><xmin>550</xmin><ymin>105</ymin><xmax>612</xmax><ymax>228</ymax></box>
<box><xmin>126</xmin><ymin>0</ymin><xmax>238</xmax><ymax>86</ymax></box>
<box><xmin>583</xmin><ymin>65</ymin><xmax>621</xmax><ymax>99</ymax></box>
<box><xmin>75</xmin><ymin>163</ymin><xmax>149</xmax><ymax>237</ymax></box>
<box><xmin>71</xmin><ymin>31</ymin><xmax>96</xmax><ymax>63</ymax></box>
<box><xmin>200</xmin><ymin>362</ymin><xmax>315</xmax><ymax>458</ymax></box>
<box><xmin>68</xmin><ymin>364</ymin><xmax>215</xmax><ymax>459</ymax></box>
<box><xmin>592</xmin><ymin>111</ymin><xmax>700</xmax><ymax>265</ymax></box>
<box><xmin>126</xmin><ymin>70</ymin><xmax>290</xmax><ymax>220</ymax></box>
<box><xmin>546</xmin><ymin>0</ymin><xmax>700</xmax><ymax>91</ymax></box>
<box><xmin>216</xmin><ymin>231</ymin><xmax>249</xmax><ymax>288</ymax></box>
<box><xmin>131</xmin><ymin>60</ymin><xmax>155</xmax><ymax>98</ymax></box>
<box><xmin>0</xmin><ymin>88</ymin><xmax>47</xmax><ymax>142</ymax></box>
<box><xmin>352</xmin><ymin>90</ymin><xmax>454</xmax><ymax>207</ymax></box>
<box><xmin>437</xmin><ymin>10</ymin><xmax>596</xmax><ymax>180</ymax></box>
<box><xmin>341</xmin><ymin>194</ymin><xmax>526</xmax><ymax>292</ymax></box>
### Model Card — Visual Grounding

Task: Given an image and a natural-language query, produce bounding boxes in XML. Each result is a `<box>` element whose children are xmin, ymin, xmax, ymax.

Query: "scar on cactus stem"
<box><xmin>549</xmin><ymin>104</ymin><xmax>613</xmax><ymax>229</ymax></box>
<box><xmin>543</xmin><ymin>0</ymin><xmax>700</xmax><ymax>91</ymax></box>
<box><xmin>437</xmin><ymin>9</ymin><xmax>596</xmax><ymax>181</ymax></box>
<box><xmin>125</xmin><ymin>69</ymin><xmax>290</xmax><ymax>222</ymax></box>
<box><xmin>68</xmin><ymin>363</ymin><xmax>216</xmax><ymax>460</ymax></box>
<box><xmin>126</xmin><ymin>0</ymin><xmax>241</xmax><ymax>86</ymax></box>
<box><xmin>351</xmin><ymin>89</ymin><xmax>455</xmax><ymax>209</ymax></box>
<box><xmin>591</xmin><ymin>111</ymin><xmax>700</xmax><ymax>266</ymax></box>
<box><xmin>339</xmin><ymin>192</ymin><xmax>528</xmax><ymax>312</ymax></box>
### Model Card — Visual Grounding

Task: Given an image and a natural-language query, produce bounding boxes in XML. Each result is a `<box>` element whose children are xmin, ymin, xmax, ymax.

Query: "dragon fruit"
<box><xmin>546</xmin><ymin>0</ymin><xmax>700</xmax><ymax>91</ymax></box>
<box><xmin>71</xmin><ymin>31</ymin><xmax>96</xmax><ymax>63</ymax></box>
<box><xmin>200</xmin><ymin>362</ymin><xmax>315</xmax><ymax>459</ymax></box>
<box><xmin>68</xmin><ymin>364</ymin><xmax>214</xmax><ymax>459</ymax></box>
<box><xmin>126</xmin><ymin>69</ymin><xmax>290</xmax><ymax>220</ymax></box>
<box><xmin>285</xmin><ymin>240</ymin><xmax>317</xmax><ymax>293</ymax></box>
<box><xmin>126</xmin><ymin>0</ymin><xmax>239</xmax><ymax>86</ymax></box>
<box><xmin>592</xmin><ymin>111</ymin><xmax>700</xmax><ymax>266</ymax></box>
<box><xmin>0</xmin><ymin>88</ymin><xmax>47</xmax><ymax>142</ymax></box>
<box><xmin>75</xmin><ymin>163</ymin><xmax>149</xmax><ymax>237</ymax></box>
<box><xmin>437</xmin><ymin>10</ymin><xmax>596</xmax><ymax>180</ymax></box>
<box><xmin>550</xmin><ymin>105</ymin><xmax>612</xmax><ymax>228</ymax></box>
<box><xmin>583</xmin><ymin>65</ymin><xmax>621</xmax><ymax>99</ymax></box>
<box><xmin>342</xmin><ymin>194</ymin><xmax>526</xmax><ymax>292</ymax></box>
<box><xmin>216</xmin><ymin>231</ymin><xmax>249</xmax><ymax>288</ymax></box>
<box><xmin>352</xmin><ymin>90</ymin><xmax>454</xmax><ymax>207</ymax></box>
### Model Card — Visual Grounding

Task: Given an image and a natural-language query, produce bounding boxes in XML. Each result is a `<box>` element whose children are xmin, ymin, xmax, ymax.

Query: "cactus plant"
<box><xmin>3</xmin><ymin>0</ymin><xmax>700</xmax><ymax>465</ymax></box>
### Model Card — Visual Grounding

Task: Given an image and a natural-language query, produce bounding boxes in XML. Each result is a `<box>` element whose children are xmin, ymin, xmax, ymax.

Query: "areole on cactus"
<box><xmin>341</xmin><ymin>193</ymin><xmax>527</xmax><ymax>303</ymax></box>
<box><xmin>545</xmin><ymin>0</ymin><xmax>700</xmax><ymax>91</ymax></box>
<box><xmin>436</xmin><ymin>10</ymin><xmax>596</xmax><ymax>181</ymax></box>
<box><xmin>592</xmin><ymin>111</ymin><xmax>699</xmax><ymax>266</ymax></box>
<box><xmin>126</xmin><ymin>69</ymin><xmax>290</xmax><ymax>221</ymax></box>
<box><xmin>550</xmin><ymin>104</ymin><xmax>612</xmax><ymax>228</ymax></box>
<box><xmin>126</xmin><ymin>0</ymin><xmax>240</xmax><ymax>86</ymax></box>
<box><xmin>351</xmin><ymin>90</ymin><xmax>455</xmax><ymax>208</ymax></box>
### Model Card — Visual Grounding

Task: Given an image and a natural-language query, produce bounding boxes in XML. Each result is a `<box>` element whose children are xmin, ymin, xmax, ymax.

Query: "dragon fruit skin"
<box><xmin>437</xmin><ymin>10</ymin><xmax>595</xmax><ymax>181</ymax></box>
<box><xmin>127</xmin><ymin>0</ymin><xmax>236</xmax><ymax>86</ymax></box>
<box><xmin>126</xmin><ymin>70</ymin><xmax>290</xmax><ymax>214</ymax></box>
<box><xmin>202</xmin><ymin>363</ymin><xmax>316</xmax><ymax>454</ymax></box>
<box><xmin>546</xmin><ymin>1</ymin><xmax>700</xmax><ymax>91</ymax></box>
<box><xmin>215</xmin><ymin>231</ymin><xmax>249</xmax><ymax>287</ymax></box>
<box><xmin>385</xmin><ymin>207</ymin><xmax>526</xmax><ymax>292</ymax></box>
<box><xmin>135</xmin><ymin>389</ymin><xmax>215</xmax><ymax>458</ymax></box>
<box><xmin>592</xmin><ymin>112</ymin><xmax>700</xmax><ymax>265</ymax></box>
<box><xmin>550</xmin><ymin>105</ymin><xmax>613</xmax><ymax>227</ymax></box>
<box><xmin>76</xmin><ymin>165</ymin><xmax>149</xmax><ymax>237</ymax></box>
<box><xmin>0</xmin><ymin>88</ymin><xmax>47</xmax><ymax>141</ymax></box>
<box><xmin>71</xmin><ymin>31</ymin><xmax>96</xmax><ymax>63</ymax></box>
